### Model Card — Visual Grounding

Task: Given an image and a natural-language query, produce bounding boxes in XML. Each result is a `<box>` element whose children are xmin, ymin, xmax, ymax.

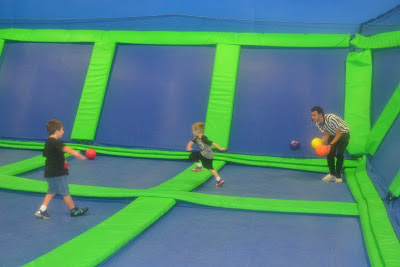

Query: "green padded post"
<box><xmin>0</xmin><ymin>39</ymin><xmax>4</xmax><ymax>56</ymax></box>
<box><xmin>344</xmin><ymin>50</ymin><xmax>372</xmax><ymax>155</ymax></box>
<box><xmin>366</xmin><ymin>82</ymin><xmax>400</xmax><ymax>155</ymax></box>
<box><xmin>204</xmin><ymin>44</ymin><xmax>240</xmax><ymax>148</ymax></box>
<box><xmin>389</xmin><ymin>169</ymin><xmax>400</xmax><ymax>197</ymax></box>
<box><xmin>71</xmin><ymin>41</ymin><xmax>116</xmax><ymax>140</ymax></box>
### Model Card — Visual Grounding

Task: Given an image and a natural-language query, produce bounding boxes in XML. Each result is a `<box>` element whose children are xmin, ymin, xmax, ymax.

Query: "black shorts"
<box><xmin>189</xmin><ymin>151</ymin><xmax>214</xmax><ymax>170</ymax></box>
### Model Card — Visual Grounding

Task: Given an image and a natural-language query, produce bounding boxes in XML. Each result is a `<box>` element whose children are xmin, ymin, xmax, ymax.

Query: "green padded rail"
<box><xmin>0</xmin><ymin>140</ymin><xmax>359</xmax><ymax>172</ymax></box>
<box><xmin>0</xmin><ymin>39</ymin><xmax>4</xmax><ymax>56</ymax></box>
<box><xmin>389</xmin><ymin>169</ymin><xmax>400</xmax><ymax>197</ymax></box>
<box><xmin>344</xmin><ymin>50</ymin><xmax>372</xmax><ymax>155</ymax></box>
<box><xmin>25</xmin><ymin>197</ymin><xmax>176</xmax><ymax>267</ymax></box>
<box><xmin>204</xmin><ymin>44</ymin><xmax>240</xmax><ymax>148</ymax></box>
<box><xmin>346</xmin><ymin>157</ymin><xmax>400</xmax><ymax>267</ymax></box>
<box><xmin>0</xmin><ymin>29</ymin><xmax>350</xmax><ymax>47</ymax></box>
<box><xmin>71</xmin><ymin>41</ymin><xmax>116</xmax><ymax>140</ymax></box>
<box><xmin>366</xmin><ymin>82</ymin><xmax>400</xmax><ymax>156</ymax></box>
<box><xmin>352</xmin><ymin>31</ymin><xmax>400</xmax><ymax>49</ymax></box>
<box><xmin>0</xmin><ymin>155</ymin><xmax>45</xmax><ymax>175</ymax></box>
<box><xmin>0</xmin><ymin>174</ymin><xmax>358</xmax><ymax>216</ymax></box>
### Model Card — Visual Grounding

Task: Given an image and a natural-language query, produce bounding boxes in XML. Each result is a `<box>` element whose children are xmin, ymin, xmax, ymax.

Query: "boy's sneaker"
<box><xmin>70</xmin><ymin>207</ymin><xmax>89</xmax><ymax>217</ymax></box>
<box><xmin>335</xmin><ymin>178</ymin><xmax>343</xmax><ymax>183</ymax></box>
<box><xmin>192</xmin><ymin>167</ymin><xmax>204</xmax><ymax>172</ymax></box>
<box><xmin>35</xmin><ymin>209</ymin><xmax>50</xmax><ymax>219</ymax></box>
<box><xmin>322</xmin><ymin>174</ymin><xmax>336</xmax><ymax>182</ymax></box>
<box><xmin>216</xmin><ymin>179</ymin><xmax>224</xmax><ymax>187</ymax></box>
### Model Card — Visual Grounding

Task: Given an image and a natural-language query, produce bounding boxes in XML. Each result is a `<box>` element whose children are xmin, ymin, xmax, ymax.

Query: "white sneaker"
<box><xmin>335</xmin><ymin>178</ymin><xmax>343</xmax><ymax>183</ymax></box>
<box><xmin>322</xmin><ymin>174</ymin><xmax>335</xmax><ymax>182</ymax></box>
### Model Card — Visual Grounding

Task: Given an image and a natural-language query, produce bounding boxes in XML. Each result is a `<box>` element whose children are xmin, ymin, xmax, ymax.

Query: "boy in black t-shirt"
<box><xmin>187</xmin><ymin>122</ymin><xmax>226</xmax><ymax>187</ymax></box>
<box><xmin>35</xmin><ymin>120</ymin><xmax>88</xmax><ymax>219</ymax></box>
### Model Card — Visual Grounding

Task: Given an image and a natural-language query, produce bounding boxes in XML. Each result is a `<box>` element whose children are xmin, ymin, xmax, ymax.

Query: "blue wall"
<box><xmin>0</xmin><ymin>42</ymin><xmax>92</xmax><ymax>141</ymax></box>
<box><xmin>229</xmin><ymin>47</ymin><xmax>348</xmax><ymax>157</ymax></box>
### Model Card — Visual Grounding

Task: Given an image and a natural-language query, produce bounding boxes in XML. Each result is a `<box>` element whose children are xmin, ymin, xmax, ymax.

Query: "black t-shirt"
<box><xmin>43</xmin><ymin>137</ymin><xmax>69</xmax><ymax>178</ymax></box>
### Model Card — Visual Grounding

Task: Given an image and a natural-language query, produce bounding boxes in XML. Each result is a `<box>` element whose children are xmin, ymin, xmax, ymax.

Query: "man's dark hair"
<box><xmin>311</xmin><ymin>106</ymin><xmax>324</xmax><ymax>117</ymax></box>
<box><xmin>46</xmin><ymin>120</ymin><xmax>63</xmax><ymax>135</ymax></box>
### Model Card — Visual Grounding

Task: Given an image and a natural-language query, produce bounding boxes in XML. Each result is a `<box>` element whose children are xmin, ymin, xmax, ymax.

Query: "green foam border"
<box><xmin>71</xmin><ymin>41</ymin><xmax>116</xmax><ymax>140</ymax></box>
<box><xmin>366</xmin><ymin>82</ymin><xmax>400</xmax><ymax>156</ymax></box>
<box><xmin>352</xmin><ymin>31</ymin><xmax>400</xmax><ymax>49</ymax></box>
<box><xmin>346</xmin><ymin>157</ymin><xmax>400</xmax><ymax>266</ymax></box>
<box><xmin>344</xmin><ymin>50</ymin><xmax>372</xmax><ymax>155</ymax></box>
<box><xmin>0</xmin><ymin>29</ymin><xmax>350</xmax><ymax>47</ymax></box>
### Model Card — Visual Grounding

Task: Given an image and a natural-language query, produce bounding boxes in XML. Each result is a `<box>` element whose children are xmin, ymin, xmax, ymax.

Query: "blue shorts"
<box><xmin>45</xmin><ymin>175</ymin><xmax>70</xmax><ymax>197</ymax></box>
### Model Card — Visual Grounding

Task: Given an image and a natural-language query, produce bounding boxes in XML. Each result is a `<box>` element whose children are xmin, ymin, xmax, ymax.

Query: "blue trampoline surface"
<box><xmin>192</xmin><ymin>164</ymin><xmax>355</xmax><ymax>203</ymax></box>
<box><xmin>100</xmin><ymin>204</ymin><xmax>369</xmax><ymax>267</ymax></box>
<box><xmin>0</xmin><ymin>148</ymin><xmax>42</xmax><ymax>167</ymax></box>
<box><xmin>0</xmin><ymin>189</ymin><xmax>132</xmax><ymax>266</ymax></box>
<box><xmin>21</xmin><ymin>155</ymin><xmax>191</xmax><ymax>189</ymax></box>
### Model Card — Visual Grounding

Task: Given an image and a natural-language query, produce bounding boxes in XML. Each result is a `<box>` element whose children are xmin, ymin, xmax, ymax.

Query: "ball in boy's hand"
<box><xmin>85</xmin><ymin>148</ymin><xmax>96</xmax><ymax>160</ymax></box>
<box><xmin>289</xmin><ymin>140</ymin><xmax>301</xmax><ymax>150</ymax></box>
<box><xmin>311</xmin><ymin>138</ymin><xmax>323</xmax><ymax>149</ymax></box>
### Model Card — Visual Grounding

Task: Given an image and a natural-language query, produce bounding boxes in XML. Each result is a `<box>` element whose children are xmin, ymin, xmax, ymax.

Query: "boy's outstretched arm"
<box><xmin>212</xmin><ymin>142</ymin><xmax>226</xmax><ymax>151</ymax></box>
<box><xmin>63</xmin><ymin>146</ymin><xmax>86</xmax><ymax>160</ymax></box>
<box><xmin>186</xmin><ymin>141</ymin><xmax>194</xmax><ymax>151</ymax></box>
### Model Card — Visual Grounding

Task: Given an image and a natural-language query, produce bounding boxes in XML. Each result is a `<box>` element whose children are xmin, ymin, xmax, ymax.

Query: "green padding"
<box><xmin>153</xmin><ymin>162</ymin><xmax>225</xmax><ymax>191</ymax></box>
<box><xmin>352</xmin><ymin>32</ymin><xmax>400</xmax><ymax>49</ymax></box>
<box><xmin>0</xmin><ymin>174</ymin><xmax>358</xmax><ymax>216</ymax></box>
<box><xmin>0</xmin><ymin>140</ymin><xmax>359</xmax><ymax>169</ymax></box>
<box><xmin>204</xmin><ymin>44</ymin><xmax>240</xmax><ymax>147</ymax></box>
<box><xmin>366</xmin><ymin>82</ymin><xmax>400</xmax><ymax>155</ymax></box>
<box><xmin>25</xmin><ymin>197</ymin><xmax>176</xmax><ymax>267</ymax></box>
<box><xmin>345</xmin><ymin>50</ymin><xmax>372</xmax><ymax>155</ymax></box>
<box><xmin>71</xmin><ymin>41</ymin><xmax>116</xmax><ymax>140</ymax></box>
<box><xmin>0</xmin><ymin>29</ymin><xmax>350</xmax><ymax>47</ymax></box>
<box><xmin>346</xmin><ymin>157</ymin><xmax>400</xmax><ymax>267</ymax></box>
<box><xmin>345</xmin><ymin>167</ymin><xmax>383</xmax><ymax>266</ymax></box>
<box><xmin>0</xmin><ymin>39</ymin><xmax>4</xmax><ymax>56</ymax></box>
<box><xmin>0</xmin><ymin>155</ymin><xmax>44</xmax><ymax>175</ymax></box>
<box><xmin>389</xmin><ymin>169</ymin><xmax>400</xmax><ymax>197</ymax></box>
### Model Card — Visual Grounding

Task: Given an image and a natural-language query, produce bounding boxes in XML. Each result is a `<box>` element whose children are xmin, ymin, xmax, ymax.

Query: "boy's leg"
<box><xmin>63</xmin><ymin>195</ymin><xmax>75</xmax><ymax>210</ymax></box>
<box><xmin>42</xmin><ymin>193</ymin><xmax>56</xmax><ymax>206</ymax></box>
<box><xmin>204</xmin><ymin>159</ymin><xmax>224</xmax><ymax>187</ymax></box>
<box><xmin>190</xmin><ymin>152</ymin><xmax>204</xmax><ymax>171</ymax></box>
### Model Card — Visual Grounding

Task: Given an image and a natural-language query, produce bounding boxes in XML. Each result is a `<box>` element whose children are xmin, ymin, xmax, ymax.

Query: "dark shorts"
<box><xmin>189</xmin><ymin>151</ymin><xmax>214</xmax><ymax>170</ymax></box>
<box><xmin>45</xmin><ymin>175</ymin><xmax>70</xmax><ymax>197</ymax></box>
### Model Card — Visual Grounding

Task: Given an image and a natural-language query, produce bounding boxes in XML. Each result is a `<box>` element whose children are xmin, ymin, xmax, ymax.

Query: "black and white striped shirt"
<box><xmin>316</xmin><ymin>114</ymin><xmax>350</xmax><ymax>136</ymax></box>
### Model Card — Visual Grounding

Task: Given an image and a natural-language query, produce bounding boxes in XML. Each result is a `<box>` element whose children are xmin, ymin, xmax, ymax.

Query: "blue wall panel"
<box><xmin>229</xmin><ymin>47</ymin><xmax>348</xmax><ymax>157</ymax></box>
<box><xmin>0</xmin><ymin>42</ymin><xmax>92</xmax><ymax>141</ymax></box>
<box><xmin>95</xmin><ymin>45</ymin><xmax>215</xmax><ymax>150</ymax></box>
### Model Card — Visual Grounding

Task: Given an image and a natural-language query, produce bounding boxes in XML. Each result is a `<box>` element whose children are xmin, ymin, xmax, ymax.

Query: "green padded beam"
<box><xmin>389</xmin><ymin>169</ymin><xmax>400</xmax><ymax>197</ymax></box>
<box><xmin>366</xmin><ymin>82</ymin><xmax>400</xmax><ymax>155</ymax></box>
<box><xmin>352</xmin><ymin>31</ymin><xmax>400</xmax><ymax>49</ymax></box>
<box><xmin>71</xmin><ymin>41</ymin><xmax>116</xmax><ymax>140</ymax></box>
<box><xmin>344</xmin><ymin>50</ymin><xmax>372</xmax><ymax>155</ymax></box>
<box><xmin>0</xmin><ymin>155</ymin><xmax>44</xmax><ymax>175</ymax></box>
<box><xmin>0</xmin><ymin>29</ymin><xmax>350</xmax><ymax>48</ymax></box>
<box><xmin>204</xmin><ymin>44</ymin><xmax>240</xmax><ymax>147</ymax></box>
<box><xmin>346</xmin><ymin>157</ymin><xmax>400</xmax><ymax>267</ymax></box>
<box><xmin>0</xmin><ymin>140</ymin><xmax>359</xmax><ymax>171</ymax></box>
<box><xmin>0</xmin><ymin>174</ymin><xmax>358</xmax><ymax>216</ymax></box>
<box><xmin>25</xmin><ymin>197</ymin><xmax>176</xmax><ymax>267</ymax></box>
<box><xmin>0</xmin><ymin>39</ymin><xmax>4</xmax><ymax>56</ymax></box>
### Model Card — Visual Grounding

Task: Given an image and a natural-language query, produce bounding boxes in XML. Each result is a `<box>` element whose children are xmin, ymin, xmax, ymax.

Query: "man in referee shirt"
<box><xmin>311</xmin><ymin>106</ymin><xmax>350</xmax><ymax>183</ymax></box>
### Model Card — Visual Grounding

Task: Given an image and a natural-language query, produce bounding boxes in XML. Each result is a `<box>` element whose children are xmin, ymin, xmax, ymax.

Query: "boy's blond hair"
<box><xmin>46</xmin><ymin>119</ymin><xmax>63</xmax><ymax>135</ymax></box>
<box><xmin>192</xmin><ymin>122</ymin><xmax>205</xmax><ymax>133</ymax></box>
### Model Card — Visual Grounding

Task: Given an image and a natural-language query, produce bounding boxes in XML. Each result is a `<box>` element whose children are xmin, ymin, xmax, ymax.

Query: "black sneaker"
<box><xmin>35</xmin><ymin>209</ymin><xmax>50</xmax><ymax>219</ymax></box>
<box><xmin>70</xmin><ymin>207</ymin><xmax>89</xmax><ymax>217</ymax></box>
